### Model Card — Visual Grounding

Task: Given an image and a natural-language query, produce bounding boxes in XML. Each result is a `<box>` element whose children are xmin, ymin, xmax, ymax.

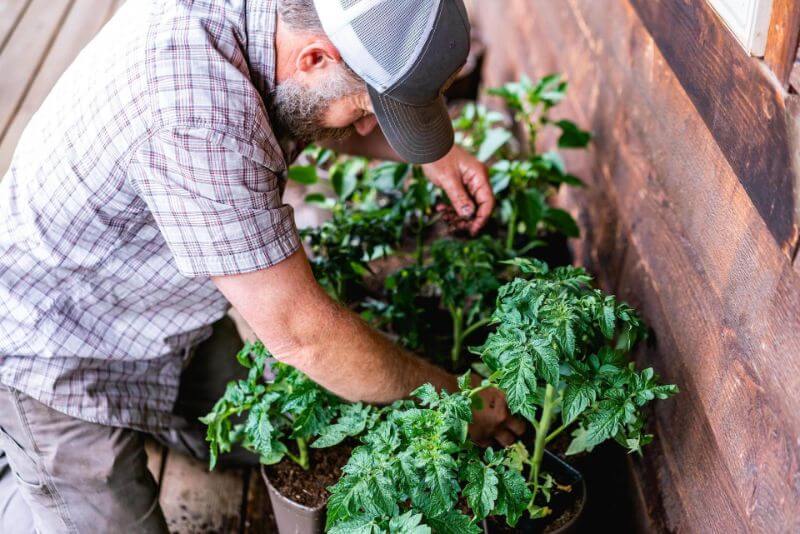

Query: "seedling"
<box><xmin>201</xmin><ymin>342</ymin><xmax>373</xmax><ymax>470</ymax></box>
<box><xmin>470</xmin><ymin>259</ymin><xmax>678</xmax><ymax>517</ymax></box>
<box><xmin>301</xmin><ymin>204</ymin><xmax>403</xmax><ymax>302</ymax></box>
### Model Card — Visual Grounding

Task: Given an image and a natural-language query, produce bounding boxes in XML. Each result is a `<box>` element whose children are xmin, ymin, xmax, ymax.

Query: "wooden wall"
<box><xmin>472</xmin><ymin>1</ymin><xmax>800</xmax><ymax>532</ymax></box>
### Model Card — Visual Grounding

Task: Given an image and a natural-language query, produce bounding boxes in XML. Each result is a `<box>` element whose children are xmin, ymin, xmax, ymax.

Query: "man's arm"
<box><xmin>213</xmin><ymin>248</ymin><xmax>523</xmax><ymax>445</ymax></box>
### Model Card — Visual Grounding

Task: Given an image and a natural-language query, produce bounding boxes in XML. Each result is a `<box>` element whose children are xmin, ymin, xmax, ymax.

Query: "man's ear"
<box><xmin>296</xmin><ymin>39</ymin><xmax>342</xmax><ymax>74</ymax></box>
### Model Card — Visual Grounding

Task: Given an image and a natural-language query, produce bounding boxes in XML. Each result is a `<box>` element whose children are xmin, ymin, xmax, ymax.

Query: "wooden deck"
<box><xmin>0</xmin><ymin>1</ymin><xmax>276</xmax><ymax>531</ymax></box>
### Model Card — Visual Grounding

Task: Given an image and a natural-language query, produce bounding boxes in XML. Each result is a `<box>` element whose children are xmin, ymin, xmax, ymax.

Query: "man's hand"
<box><xmin>422</xmin><ymin>144</ymin><xmax>495</xmax><ymax>236</ymax></box>
<box><xmin>469</xmin><ymin>380</ymin><xmax>526</xmax><ymax>447</ymax></box>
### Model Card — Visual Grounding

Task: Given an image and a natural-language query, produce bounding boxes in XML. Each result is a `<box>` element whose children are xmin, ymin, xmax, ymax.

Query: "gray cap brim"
<box><xmin>368</xmin><ymin>85</ymin><xmax>454</xmax><ymax>164</ymax></box>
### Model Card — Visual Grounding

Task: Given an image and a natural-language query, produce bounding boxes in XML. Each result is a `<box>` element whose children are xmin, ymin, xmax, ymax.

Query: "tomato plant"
<box><xmin>201</xmin><ymin>342</ymin><xmax>374</xmax><ymax>470</ymax></box>
<box><xmin>326</xmin><ymin>378</ymin><xmax>530</xmax><ymax>533</ymax></box>
<box><xmin>470</xmin><ymin>259</ymin><xmax>678</xmax><ymax>517</ymax></box>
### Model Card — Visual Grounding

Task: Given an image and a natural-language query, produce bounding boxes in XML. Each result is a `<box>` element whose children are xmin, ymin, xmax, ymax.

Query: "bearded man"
<box><xmin>0</xmin><ymin>0</ymin><xmax>523</xmax><ymax>531</ymax></box>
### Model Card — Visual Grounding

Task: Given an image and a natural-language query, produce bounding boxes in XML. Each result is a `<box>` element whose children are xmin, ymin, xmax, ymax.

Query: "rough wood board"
<box><xmin>0</xmin><ymin>0</ymin><xmax>118</xmax><ymax>173</ymax></box>
<box><xmin>477</xmin><ymin>0</ymin><xmax>800</xmax><ymax>531</ymax></box>
<box><xmin>158</xmin><ymin>451</ymin><xmax>246</xmax><ymax>533</ymax></box>
<box><xmin>243</xmin><ymin>468</ymin><xmax>277</xmax><ymax>534</ymax></box>
<box><xmin>0</xmin><ymin>0</ymin><xmax>72</xmax><ymax>139</ymax></box>
<box><xmin>145</xmin><ymin>439</ymin><xmax>166</xmax><ymax>485</ymax></box>
<box><xmin>629</xmin><ymin>0</ymin><xmax>798</xmax><ymax>255</ymax></box>
<box><xmin>0</xmin><ymin>0</ymin><xmax>30</xmax><ymax>53</ymax></box>
<box><xmin>764</xmin><ymin>0</ymin><xmax>800</xmax><ymax>85</ymax></box>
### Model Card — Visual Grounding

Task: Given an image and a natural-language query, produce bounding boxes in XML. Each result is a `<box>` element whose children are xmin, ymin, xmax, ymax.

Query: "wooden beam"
<box><xmin>158</xmin><ymin>451</ymin><xmax>247</xmax><ymax>533</ymax></box>
<box><xmin>630</xmin><ymin>0</ymin><xmax>798</xmax><ymax>254</ymax></box>
<box><xmin>764</xmin><ymin>0</ymin><xmax>800</xmax><ymax>85</ymax></box>
<box><xmin>0</xmin><ymin>0</ymin><xmax>30</xmax><ymax>54</ymax></box>
<box><xmin>0</xmin><ymin>0</ymin><xmax>72</xmax><ymax>147</ymax></box>
<box><xmin>475</xmin><ymin>0</ymin><xmax>800</xmax><ymax>529</ymax></box>
<box><xmin>0</xmin><ymin>0</ymin><xmax>117</xmax><ymax>173</ymax></box>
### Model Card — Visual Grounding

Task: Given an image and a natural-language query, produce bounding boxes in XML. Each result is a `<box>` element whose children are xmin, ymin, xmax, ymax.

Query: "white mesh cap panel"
<box><xmin>313</xmin><ymin>0</ymin><xmax>441</xmax><ymax>92</ymax></box>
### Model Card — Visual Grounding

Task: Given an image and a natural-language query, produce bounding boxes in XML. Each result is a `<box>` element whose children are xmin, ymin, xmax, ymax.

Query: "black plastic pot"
<box><xmin>262</xmin><ymin>467</ymin><xmax>325</xmax><ymax>534</ymax></box>
<box><xmin>484</xmin><ymin>451</ymin><xmax>587</xmax><ymax>533</ymax></box>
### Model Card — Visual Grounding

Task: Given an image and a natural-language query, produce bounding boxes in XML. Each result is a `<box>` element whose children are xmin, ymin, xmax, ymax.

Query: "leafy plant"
<box><xmin>452</xmin><ymin>102</ymin><xmax>514</xmax><ymax>163</ymax></box>
<box><xmin>425</xmin><ymin>237</ymin><xmax>504</xmax><ymax>368</ymax></box>
<box><xmin>326</xmin><ymin>378</ymin><xmax>530</xmax><ymax>533</ymax></box>
<box><xmin>301</xmin><ymin>205</ymin><xmax>403</xmax><ymax>302</ymax></box>
<box><xmin>491</xmin><ymin>155</ymin><xmax>583</xmax><ymax>250</ymax></box>
<box><xmin>201</xmin><ymin>342</ymin><xmax>373</xmax><ymax>470</ymax></box>
<box><xmin>470</xmin><ymin>259</ymin><xmax>678</xmax><ymax>517</ymax></box>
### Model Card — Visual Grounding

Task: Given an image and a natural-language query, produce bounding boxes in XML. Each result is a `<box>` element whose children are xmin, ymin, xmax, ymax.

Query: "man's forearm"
<box><xmin>213</xmin><ymin>250</ymin><xmax>453</xmax><ymax>404</ymax></box>
<box><xmin>273</xmin><ymin>294</ymin><xmax>454</xmax><ymax>403</ymax></box>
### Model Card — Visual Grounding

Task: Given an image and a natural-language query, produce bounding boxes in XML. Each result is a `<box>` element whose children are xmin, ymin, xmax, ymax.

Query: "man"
<box><xmin>0</xmin><ymin>0</ymin><xmax>523</xmax><ymax>531</ymax></box>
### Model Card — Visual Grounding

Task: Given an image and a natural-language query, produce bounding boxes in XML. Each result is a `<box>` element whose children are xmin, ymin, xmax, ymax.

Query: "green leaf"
<box><xmin>556</xmin><ymin>119</ymin><xmax>591</xmax><ymax>148</ymax></box>
<box><xmin>562</xmin><ymin>381</ymin><xmax>596</xmax><ymax>425</ymax></box>
<box><xmin>288</xmin><ymin>164</ymin><xmax>318</xmax><ymax>184</ymax></box>
<box><xmin>463</xmin><ymin>461</ymin><xmax>499</xmax><ymax>519</ymax></box>
<box><xmin>477</xmin><ymin>128</ymin><xmax>513</xmax><ymax>162</ymax></box>
<box><xmin>312</xmin><ymin>403</ymin><xmax>372</xmax><ymax>448</ymax></box>
<box><xmin>424</xmin><ymin>510</ymin><xmax>481</xmax><ymax>534</ymax></box>
<box><xmin>388</xmin><ymin>511</ymin><xmax>431</xmax><ymax>534</ymax></box>
<box><xmin>498</xmin><ymin>351</ymin><xmax>537</xmax><ymax>418</ymax></box>
<box><xmin>411</xmin><ymin>383</ymin><xmax>439</xmax><ymax>407</ymax></box>
<box><xmin>493</xmin><ymin>468</ymin><xmax>531</xmax><ymax>527</ymax></box>
<box><xmin>543</xmin><ymin>208</ymin><xmax>580</xmax><ymax>238</ymax></box>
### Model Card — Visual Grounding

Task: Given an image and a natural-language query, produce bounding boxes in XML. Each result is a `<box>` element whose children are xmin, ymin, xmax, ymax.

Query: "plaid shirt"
<box><xmin>0</xmin><ymin>0</ymin><xmax>301</xmax><ymax>431</ymax></box>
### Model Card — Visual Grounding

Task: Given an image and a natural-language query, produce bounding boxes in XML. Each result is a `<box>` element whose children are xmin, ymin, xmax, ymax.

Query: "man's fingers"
<box><xmin>465</xmin><ymin>167</ymin><xmax>495</xmax><ymax>235</ymax></box>
<box><xmin>505</xmin><ymin>415</ymin><xmax>526</xmax><ymax>436</ymax></box>
<box><xmin>439</xmin><ymin>175</ymin><xmax>475</xmax><ymax>219</ymax></box>
<box><xmin>495</xmin><ymin>428</ymin><xmax>517</xmax><ymax>448</ymax></box>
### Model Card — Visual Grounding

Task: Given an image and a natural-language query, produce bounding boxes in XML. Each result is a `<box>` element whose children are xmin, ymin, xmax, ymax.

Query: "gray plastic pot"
<box><xmin>483</xmin><ymin>451</ymin><xmax>587</xmax><ymax>533</ymax></box>
<box><xmin>262</xmin><ymin>467</ymin><xmax>325</xmax><ymax>534</ymax></box>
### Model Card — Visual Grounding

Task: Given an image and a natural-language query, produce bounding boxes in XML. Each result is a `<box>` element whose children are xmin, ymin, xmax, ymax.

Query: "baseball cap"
<box><xmin>312</xmin><ymin>0</ymin><xmax>471</xmax><ymax>164</ymax></box>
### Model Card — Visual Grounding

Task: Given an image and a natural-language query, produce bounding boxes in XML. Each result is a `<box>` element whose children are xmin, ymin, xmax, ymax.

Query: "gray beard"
<box><xmin>268</xmin><ymin>78</ymin><xmax>359</xmax><ymax>143</ymax></box>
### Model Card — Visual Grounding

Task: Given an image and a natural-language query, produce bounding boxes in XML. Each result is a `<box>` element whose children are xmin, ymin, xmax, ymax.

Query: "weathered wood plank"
<box><xmin>158</xmin><ymin>452</ymin><xmax>247</xmax><ymax>533</ymax></box>
<box><xmin>145</xmin><ymin>439</ymin><xmax>166</xmax><ymax>485</ymax></box>
<box><xmin>629</xmin><ymin>0</ymin><xmax>798</xmax><ymax>254</ymax></box>
<box><xmin>764</xmin><ymin>0</ymin><xmax>800</xmax><ymax>85</ymax></box>
<box><xmin>0</xmin><ymin>0</ymin><xmax>30</xmax><ymax>54</ymax></box>
<box><xmin>0</xmin><ymin>0</ymin><xmax>117</xmax><ymax>173</ymax></box>
<box><xmin>243</xmin><ymin>468</ymin><xmax>277</xmax><ymax>534</ymax></box>
<box><xmin>476</xmin><ymin>0</ymin><xmax>800</xmax><ymax>531</ymax></box>
<box><xmin>0</xmin><ymin>0</ymin><xmax>72</xmax><ymax>140</ymax></box>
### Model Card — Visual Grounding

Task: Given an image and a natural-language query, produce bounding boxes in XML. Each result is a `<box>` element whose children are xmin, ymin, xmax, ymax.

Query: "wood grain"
<box><xmin>0</xmin><ymin>0</ymin><xmax>118</xmax><ymax>173</ymax></box>
<box><xmin>158</xmin><ymin>451</ymin><xmax>247</xmax><ymax>533</ymax></box>
<box><xmin>242</xmin><ymin>468</ymin><xmax>277</xmax><ymax>534</ymax></box>
<box><xmin>0</xmin><ymin>0</ymin><xmax>30</xmax><ymax>54</ymax></box>
<box><xmin>764</xmin><ymin>0</ymin><xmax>800</xmax><ymax>85</ymax></box>
<box><xmin>0</xmin><ymin>0</ymin><xmax>72</xmax><ymax>140</ymax></box>
<box><xmin>629</xmin><ymin>0</ymin><xmax>798</xmax><ymax>254</ymax></box>
<box><xmin>475</xmin><ymin>0</ymin><xmax>800</xmax><ymax>531</ymax></box>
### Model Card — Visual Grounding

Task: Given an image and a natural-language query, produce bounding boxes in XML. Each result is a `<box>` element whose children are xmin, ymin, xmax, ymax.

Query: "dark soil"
<box><xmin>263</xmin><ymin>443</ymin><xmax>353</xmax><ymax>508</ymax></box>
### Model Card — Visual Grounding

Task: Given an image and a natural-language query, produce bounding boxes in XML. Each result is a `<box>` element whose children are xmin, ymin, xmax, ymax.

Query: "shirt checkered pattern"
<box><xmin>0</xmin><ymin>0</ymin><xmax>300</xmax><ymax>431</ymax></box>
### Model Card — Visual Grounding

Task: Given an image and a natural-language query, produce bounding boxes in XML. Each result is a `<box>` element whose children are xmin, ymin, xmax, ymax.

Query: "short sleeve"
<box><xmin>129</xmin><ymin>126</ymin><xmax>300</xmax><ymax>277</ymax></box>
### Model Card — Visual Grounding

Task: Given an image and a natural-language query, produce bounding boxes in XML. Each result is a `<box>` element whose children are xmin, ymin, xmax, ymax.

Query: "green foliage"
<box><xmin>326</xmin><ymin>380</ymin><xmax>531</xmax><ymax>532</ymax></box>
<box><xmin>469</xmin><ymin>258</ymin><xmax>678</xmax><ymax>514</ymax></box>
<box><xmin>201</xmin><ymin>342</ymin><xmax>373</xmax><ymax>470</ymax></box>
<box><xmin>301</xmin><ymin>205</ymin><xmax>403</xmax><ymax>302</ymax></box>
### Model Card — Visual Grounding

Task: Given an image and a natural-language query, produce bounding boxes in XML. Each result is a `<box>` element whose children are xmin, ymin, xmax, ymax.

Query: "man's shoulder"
<box><xmin>142</xmin><ymin>0</ymin><xmax>276</xmax><ymax>147</ymax></box>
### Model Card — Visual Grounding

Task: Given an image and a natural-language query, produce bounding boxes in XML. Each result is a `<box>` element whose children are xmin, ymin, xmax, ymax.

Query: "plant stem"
<box><xmin>545</xmin><ymin>422</ymin><xmax>568</xmax><ymax>445</ymax></box>
<box><xmin>450</xmin><ymin>306</ymin><xmax>464</xmax><ymax>368</ymax></box>
<box><xmin>462</xmin><ymin>316</ymin><xmax>491</xmax><ymax>339</ymax></box>
<box><xmin>529</xmin><ymin>383</ymin><xmax>556</xmax><ymax>504</ymax></box>
<box><xmin>286</xmin><ymin>437</ymin><xmax>310</xmax><ymax>470</ymax></box>
<box><xmin>505</xmin><ymin>208</ymin><xmax>517</xmax><ymax>251</ymax></box>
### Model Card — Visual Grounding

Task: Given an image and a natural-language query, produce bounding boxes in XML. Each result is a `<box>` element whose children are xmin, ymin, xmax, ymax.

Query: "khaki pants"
<box><xmin>0</xmin><ymin>317</ymin><xmax>254</xmax><ymax>534</ymax></box>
